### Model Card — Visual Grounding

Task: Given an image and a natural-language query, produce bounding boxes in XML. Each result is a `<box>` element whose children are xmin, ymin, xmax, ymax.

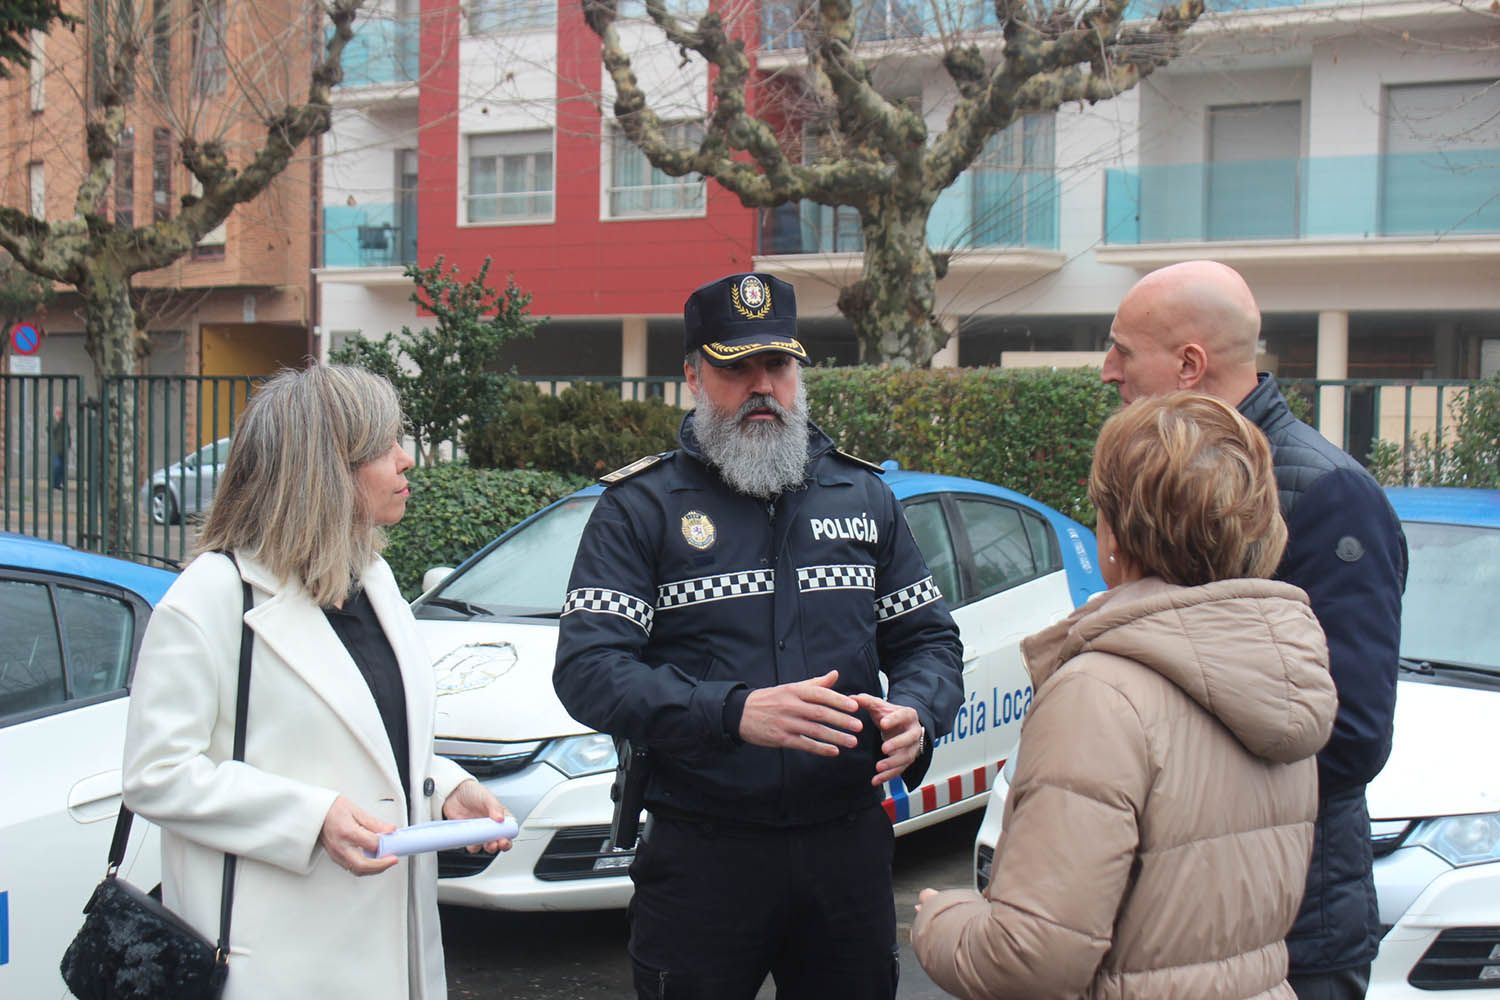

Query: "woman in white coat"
<box><xmin>123</xmin><ymin>364</ymin><xmax>511</xmax><ymax>999</ymax></box>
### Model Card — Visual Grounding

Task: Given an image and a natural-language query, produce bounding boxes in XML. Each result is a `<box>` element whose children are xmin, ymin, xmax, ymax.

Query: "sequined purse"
<box><xmin>60</xmin><ymin>566</ymin><xmax>254</xmax><ymax>1000</ymax></box>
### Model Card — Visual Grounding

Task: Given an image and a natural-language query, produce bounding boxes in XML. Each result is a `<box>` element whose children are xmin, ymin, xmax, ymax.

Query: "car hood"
<box><xmin>1366</xmin><ymin>677</ymin><xmax>1500</xmax><ymax>820</ymax></box>
<box><xmin>416</xmin><ymin>618</ymin><xmax>588</xmax><ymax>742</ymax></box>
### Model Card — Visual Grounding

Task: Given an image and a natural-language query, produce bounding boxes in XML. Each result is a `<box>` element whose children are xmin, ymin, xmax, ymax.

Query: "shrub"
<box><xmin>384</xmin><ymin>463</ymin><xmax>587</xmax><ymax>597</ymax></box>
<box><xmin>1367</xmin><ymin>375</ymin><xmax>1500</xmax><ymax>488</ymax></box>
<box><xmin>468</xmin><ymin>381</ymin><xmax>683</xmax><ymax>478</ymax></box>
<box><xmin>804</xmin><ymin>366</ymin><xmax>1119</xmax><ymax>524</ymax></box>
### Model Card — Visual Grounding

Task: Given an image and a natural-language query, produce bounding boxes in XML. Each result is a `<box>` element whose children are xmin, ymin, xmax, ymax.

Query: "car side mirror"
<box><xmin>421</xmin><ymin>567</ymin><xmax>454</xmax><ymax>594</ymax></box>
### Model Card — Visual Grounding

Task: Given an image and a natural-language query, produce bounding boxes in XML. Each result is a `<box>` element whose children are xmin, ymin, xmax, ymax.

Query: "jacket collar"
<box><xmin>1236</xmin><ymin>372</ymin><xmax>1297</xmax><ymax>437</ymax></box>
<box><xmin>231</xmin><ymin>551</ymin><xmax>409</xmax><ymax>799</ymax></box>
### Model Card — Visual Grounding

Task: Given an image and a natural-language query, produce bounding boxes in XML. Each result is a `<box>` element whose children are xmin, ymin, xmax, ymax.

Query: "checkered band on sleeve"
<box><xmin>875</xmin><ymin>576</ymin><xmax>942</xmax><ymax>622</ymax></box>
<box><xmin>657</xmin><ymin>568</ymin><xmax>775</xmax><ymax>611</ymax></box>
<box><xmin>796</xmin><ymin>564</ymin><xmax>876</xmax><ymax>593</ymax></box>
<box><xmin>562</xmin><ymin>587</ymin><xmax>655</xmax><ymax>634</ymax></box>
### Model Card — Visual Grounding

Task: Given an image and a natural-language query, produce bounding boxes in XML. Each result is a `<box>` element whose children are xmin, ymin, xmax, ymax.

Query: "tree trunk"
<box><xmin>838</xmin><ymin>204</ymin><xmax>947</xmax><ymax>367</ymax></box>
<box><xmin>79</xmin><ymin>264</ymin><xmax>144</xmax><ymax>556</ymax></box>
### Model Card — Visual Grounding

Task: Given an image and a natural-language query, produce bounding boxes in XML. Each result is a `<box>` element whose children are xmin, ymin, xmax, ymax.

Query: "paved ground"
<box><xmin>443</xmin><ymin>811</ymin><xmax>982</xmax><ymax>999</ymax></box>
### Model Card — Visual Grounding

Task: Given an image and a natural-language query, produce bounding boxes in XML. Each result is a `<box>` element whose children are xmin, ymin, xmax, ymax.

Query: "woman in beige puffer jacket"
<box><xmin>913</xmin><ymin>392</ymin><xmax>1339</xmax><ymax>1000</ymax></box>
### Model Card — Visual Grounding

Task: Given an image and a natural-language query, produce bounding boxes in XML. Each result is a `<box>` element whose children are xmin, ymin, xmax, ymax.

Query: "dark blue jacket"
<box><xmin>1239</xmin><ymin>375</ymin><xmax>1408</xmax><ymax>974</ymax></box>
<box><xmin>553</xmin><ymin>415</ymin><xmax>964</xmax><ymax>828</ymax></box>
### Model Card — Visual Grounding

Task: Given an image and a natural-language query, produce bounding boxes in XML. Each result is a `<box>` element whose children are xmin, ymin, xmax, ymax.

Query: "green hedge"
<box><xmin>804</xmin><ymin>367</ymin><xmax>1118</xmax><ymax>524</ymax></box>
<box><xmin>467</xmin><ymin>381</ymin><xmax>682</xmax><ymax>477</ymax></box>
<box><xmin>384</xmin><ymin>464</ymin><xmax>587</xmax><ymax>597</ymax></box>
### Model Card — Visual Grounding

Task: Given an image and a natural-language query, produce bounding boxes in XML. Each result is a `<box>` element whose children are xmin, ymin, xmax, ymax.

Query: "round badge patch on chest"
<box><xmin>681</xmin><ymin>510</ymin><xmax>716</xmax><ymax>550</ymax></box>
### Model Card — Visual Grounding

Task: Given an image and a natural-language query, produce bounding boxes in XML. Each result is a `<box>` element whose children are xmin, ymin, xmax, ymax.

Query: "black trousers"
<box><xmin>627</xmin><ymin>805</ymin><xmax>899</xmax><ymax>1000</ymax></box>
<box><xmin>1288</xmin><ymin>964</ymin><xmax>1372</xmax><ymax>1000</ymax></box>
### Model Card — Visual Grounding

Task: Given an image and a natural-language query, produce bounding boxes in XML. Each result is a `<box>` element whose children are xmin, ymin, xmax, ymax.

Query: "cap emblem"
<box><xmin>731</xmin><ymin>276</ymin><xmax>772</xmax><ymax>320</ymax></box>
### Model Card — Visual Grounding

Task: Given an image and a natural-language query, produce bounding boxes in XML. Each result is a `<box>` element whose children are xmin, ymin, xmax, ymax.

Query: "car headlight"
<box><xmin>537</xmin><ymin>734</ymin><xmax>618</xmax><ymax>778</ymax></box>
<box><xmin>1408</xmin><ymin>812</ymin><xmax>1500</xmax><ymax>867</ymax></box>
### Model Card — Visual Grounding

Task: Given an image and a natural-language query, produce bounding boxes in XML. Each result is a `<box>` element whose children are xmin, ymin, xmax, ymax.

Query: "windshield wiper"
<box><xmin>419</xmin><ymin>596</ymin><xmax>493</xmax><ymax>619</ymax></box>
<box><xmin>1399</xmin><ymin>656</ymin><xmax>1500</xmax><ymax>680</ymax></box>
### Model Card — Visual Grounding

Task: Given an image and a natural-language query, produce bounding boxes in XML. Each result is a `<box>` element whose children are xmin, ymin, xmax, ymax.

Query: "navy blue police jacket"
<box><xmin>552</xmin><ymin>415</ymin><xmax>964</xmax><ymax>828</ymax></box>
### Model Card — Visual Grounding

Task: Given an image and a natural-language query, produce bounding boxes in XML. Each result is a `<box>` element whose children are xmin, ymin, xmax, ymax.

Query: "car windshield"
<box><xmin>426</xmin><ymin>495</ymin><xmax>599</xmax><ymax>617</ymax></box>
<box><xmin>1399</xmin><ymin>520</ymin><xmax>1500</xmax><ymax>673</ymax></box>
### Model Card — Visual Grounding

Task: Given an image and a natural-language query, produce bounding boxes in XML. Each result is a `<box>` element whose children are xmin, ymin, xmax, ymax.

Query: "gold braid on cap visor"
<box><xmin>702</xmin><ymin>338</ymin><xmax>809</xmax><ymax>362</ymax></box>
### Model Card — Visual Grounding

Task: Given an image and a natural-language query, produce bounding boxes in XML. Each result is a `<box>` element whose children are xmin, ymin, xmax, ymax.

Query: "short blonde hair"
<box><xmin>197</xmin><ymin>365</ymin><xmax>403</xmax><ymax>606</ymax></box>
<box><xmin>1089</xmin><ymin>391</ymin><xmax>1286</xmax><ymax>586</ymax></box>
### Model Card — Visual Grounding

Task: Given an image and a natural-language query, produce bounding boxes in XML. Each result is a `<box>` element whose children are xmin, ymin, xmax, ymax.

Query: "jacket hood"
<box><xmin>1022</xmin><ymin>577</ymin><xmax>1335</xmax><ymax>763</ymax></box>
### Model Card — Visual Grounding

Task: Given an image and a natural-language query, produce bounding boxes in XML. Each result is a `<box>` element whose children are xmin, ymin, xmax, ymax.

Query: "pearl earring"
<box><xmin>1108</xmin><ymin>555</ymin><xmax>1116</xmax><ymax>563</ymax></box>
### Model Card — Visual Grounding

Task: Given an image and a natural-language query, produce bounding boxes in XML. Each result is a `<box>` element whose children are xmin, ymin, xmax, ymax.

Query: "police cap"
<box><xmin>683</xmin><ymin>272</ymin><xmax>809</xmax><ymax>368</ymax></box>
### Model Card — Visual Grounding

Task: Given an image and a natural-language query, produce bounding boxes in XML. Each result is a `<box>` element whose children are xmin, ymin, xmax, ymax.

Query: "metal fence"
<box><xmin>1</xmin><ymin>373</ymin><xmax>1481</xmax><ymax>564</ymax></box>
<box><xmin>2</xmin><ymin>374</ymin><xmax>261</xmax><ymax>567</ymax></box>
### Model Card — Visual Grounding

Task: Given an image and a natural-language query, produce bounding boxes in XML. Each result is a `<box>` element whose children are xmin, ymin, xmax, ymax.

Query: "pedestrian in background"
<box><xmin>48</xmin><ymin>404</ymin><xmax>68</xmax><ymax>490</ymax></box>
<box><xmin>913</xmin><ymin>391</ymin><xmax>1338</xmax><ymax>999</ymax></box>
<box><xmin>1102</xmin><ymin>261</ymin><xmax>1408</xmax><ymax>999</ymax></box>
<box><xmin>554</xmin><ymin>272</ymin><xmax>964</xmax><ymax>999</ymax></box>
<box><xmin>123</xmin><ymin>364</ymin><xmax>511</xmax><ymax>999</ymax></box>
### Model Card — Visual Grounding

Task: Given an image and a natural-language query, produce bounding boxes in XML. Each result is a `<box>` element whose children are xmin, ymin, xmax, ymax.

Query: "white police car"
<box><xmin>973</xmin><ymin>486</ymin><xmax>1500</xmax><ymax>998</ymax></box>
<box><xmin>0</xmin><ymin>534</ymin><xmax>176</xmax><ymax>998</ymax></box>
<box><xmin>413</xmin><ymin>468</ymin><xmax>1104</xmax><ymax>911</ymax></box>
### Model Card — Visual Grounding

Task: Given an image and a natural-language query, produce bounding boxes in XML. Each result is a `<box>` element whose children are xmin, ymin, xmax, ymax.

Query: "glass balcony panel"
<box><xmin>1105</xmin><ymin>149</ymin><xmax>1500</xmax><ymax>244</ymax></box>
<box><xmin>337</xmin><ymin>15</ymin><xmax>418</xmax><ymax>88</ymax></box>
<box><xmin>323</xmin><ymin>203</ymin><xmax>418</xmax><ymax>267</ymax></box>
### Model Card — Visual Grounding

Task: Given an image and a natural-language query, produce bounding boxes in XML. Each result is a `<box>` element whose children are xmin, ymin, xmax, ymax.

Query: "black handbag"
<box><xmin>60</xmin><ymin>565</ymin><xmax>255</xmax><ymax>1000</ymax></box>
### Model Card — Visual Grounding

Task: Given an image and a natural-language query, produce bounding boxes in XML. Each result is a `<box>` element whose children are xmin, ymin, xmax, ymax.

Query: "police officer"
<box><xmin>553</xmin><ymin>272</ymin><xmax>964</xmax><ymax>1000</ymax></box>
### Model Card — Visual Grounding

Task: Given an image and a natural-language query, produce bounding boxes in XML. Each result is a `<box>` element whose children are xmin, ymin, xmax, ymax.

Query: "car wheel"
<box><xmin>150</xmin><ymin>485</ymin><xmax>178</xmax><ymax>525</ymax></box>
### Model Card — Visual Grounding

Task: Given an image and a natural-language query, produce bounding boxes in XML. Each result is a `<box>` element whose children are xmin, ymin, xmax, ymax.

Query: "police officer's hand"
<box><xmin>852</xmin><ymin>694</ymin><xmax>923</xmax><ymax>786</ymax></box>
<box><xmin>739</xmin><ymin>670</ymin><xmax>863</xmax><ymax>756</ymax></box>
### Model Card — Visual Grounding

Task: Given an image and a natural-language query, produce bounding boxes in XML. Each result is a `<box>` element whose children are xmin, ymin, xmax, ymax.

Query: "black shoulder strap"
<box><xmin>106</xmin><ymin>552</ymin><xmax>253</xmax><ymax>962</ymax></box>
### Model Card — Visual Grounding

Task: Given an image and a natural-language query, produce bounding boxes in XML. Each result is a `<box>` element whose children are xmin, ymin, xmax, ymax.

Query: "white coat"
<box><xmin>122</xmin><ymin>550</ymin><xmax>470</xmax><ymax>1000</ymax></box>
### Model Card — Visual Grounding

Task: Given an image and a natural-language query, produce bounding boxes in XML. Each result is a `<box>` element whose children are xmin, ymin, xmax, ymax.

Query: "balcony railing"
<box><xmin>337</xmin><ymin>15</ymin><xmax>418</xmax><ymax>89</ymax></box>
<box><xmin>323</xmin><ymin>203</ymin><xmax>418</xmax><ymax>268</ymax></box>
<box><xmin>759</xmin><ymin>171</ymin><xmax>1058</xmax><ymax>255</ymax></box>
<box><xmin>1104</xmin><ymin>149</ymin><xmax>1500</xmax><ymax>245</ymax></box>
<box><xmin>763</xmin><ymin>0</ymin><xmax>1342</xmax><ymax>50</ymax></box>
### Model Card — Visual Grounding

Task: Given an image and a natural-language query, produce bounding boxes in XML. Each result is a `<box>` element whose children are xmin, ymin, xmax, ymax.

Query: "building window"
<box><xmin>468</xmin><ymin>0</ymin><xmax>554</xmax><ymax>34</ymax></box>
<box><xmin>1206</xmin><ymin>101</ymin><xmax>1301</xmax><ymax>240</ymax></box>
<box><xmin>617</xmin><ymin>0</ymin><xmax>706</xmax><ymax>18</ymax></box>
<box><xmin>29</xmin><ymin>30</ymin><xmax>45</xmax><ymax>111</ymax></box>
<box><xmin>608</xmin><ymin>122</ymin><xmax>705</xmax><ymax>217</ymax></box>
<box><xmin>467</xmin><ymin>131</ymin><xmax>553</xmax><ymax>223</ymax></box>
<box><xmin>1382</xmin><ymin>80</ymin><xmax>1500</xmax><ymax>236</ymax></box>
<box><xmin>970</xmin><ymin>112</ymin><xmax>1057</xmax><ymax>249</ymax></box>
<box><xmin>152</xmin><ymin>127</ymin><xmax>173</xmax><ymax>222</ymax></box>
<box><xmin>115</xmin><ymin>127</ymin><xmax>135</xmax><ymax>228</ymax></box>
<box><xmin>28</xmin><ymin>162</ymin><xmax>45</xmax><ymax>220</ymax></box>
<box><xmin>153</xmin><ymin>0</ymin><xmax>172</xmax><ymax>97</ymax></box>
<box><xmin>192</xmin><ymin>0</ymin><xmax>226</xmax><ymax>95</ymax></box>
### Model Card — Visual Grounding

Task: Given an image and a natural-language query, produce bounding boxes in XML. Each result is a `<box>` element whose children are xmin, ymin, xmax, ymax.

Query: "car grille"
<box><xmin>442</xmin><ymin>749</ymin><xmax>538</xmax><ymax>781</ymax></box>
<box><xmin>534</xmin><ymin>825</ymin><xmax>633</xmax><ymax>881</ymax></box>
<box><xmin>1408</xmin><ymin>927</ymin><xmax>1500</xmax><ymax>990</ymax></box>
<box><xmin>438</xmin><ymin>848</ymin><xmax>497</xmax><ymax>879</ymax></box>
<box><xmin>976</xmin><ymin>844</ymin><xmax>994</xmax><ymax>893</ymax></box>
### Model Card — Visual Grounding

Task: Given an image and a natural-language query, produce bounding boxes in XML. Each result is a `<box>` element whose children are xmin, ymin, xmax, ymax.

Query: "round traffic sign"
<box><xmin>10</xmin><ymin>322</ymin><xmax>41</xmax><ymax>355</ymax></box>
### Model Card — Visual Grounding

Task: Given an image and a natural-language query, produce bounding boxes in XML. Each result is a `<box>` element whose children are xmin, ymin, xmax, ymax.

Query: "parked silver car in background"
<box><xmin>140</xmin><ymin>437</ymin><xmax>230</xmax><ymax>525</ymax></box>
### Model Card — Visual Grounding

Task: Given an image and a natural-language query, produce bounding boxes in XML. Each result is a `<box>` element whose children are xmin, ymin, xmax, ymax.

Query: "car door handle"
<box><xmin>67</xmin><ymin>770</ymin><xmax>123</xmax><ymax>824</ymax></box>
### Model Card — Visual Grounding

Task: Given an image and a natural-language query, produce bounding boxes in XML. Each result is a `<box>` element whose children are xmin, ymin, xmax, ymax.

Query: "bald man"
<box><xmin>1103</xmin><ymin>261</ymin><xmax>1408</xmax><ymax>1000</ymax></box>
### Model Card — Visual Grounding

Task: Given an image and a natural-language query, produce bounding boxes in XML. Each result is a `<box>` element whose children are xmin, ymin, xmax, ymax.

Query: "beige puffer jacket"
<box><xmin>913</xmin><ymin>577</ymin><xmax>1337</xmax><ymax>1000</ymax></box>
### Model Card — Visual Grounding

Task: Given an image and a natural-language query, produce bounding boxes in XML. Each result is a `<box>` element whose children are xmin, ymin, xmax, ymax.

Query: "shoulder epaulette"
<box><xmin>599</xmin><ymin>452</ymin><xmax>672</xmax><ymax>485</ymax></box>
<box><xmin>833</xmin><ymin>448</ymin><xmax>885</xmax><ymax>474</ymax></box>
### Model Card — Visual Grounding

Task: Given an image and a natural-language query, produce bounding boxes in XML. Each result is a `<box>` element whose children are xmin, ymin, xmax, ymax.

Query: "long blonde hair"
<box><xmin>197</xmin><ymin>365</ymin><xmax>404</xmax><ymax>606</ymax></box>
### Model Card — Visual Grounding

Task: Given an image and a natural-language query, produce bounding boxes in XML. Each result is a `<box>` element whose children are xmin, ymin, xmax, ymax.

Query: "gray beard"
<box><xmin>694</xmin><ymin>381</ymin><xmax>810</xmax><ymax>500</ymax></box>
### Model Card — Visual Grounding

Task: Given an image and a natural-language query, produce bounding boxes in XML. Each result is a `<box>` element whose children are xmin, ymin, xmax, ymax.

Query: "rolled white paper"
<box><xmin>371</xmin><ymin>817</ymin><xmax>519</xmax><ymax>858</ymax></box>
